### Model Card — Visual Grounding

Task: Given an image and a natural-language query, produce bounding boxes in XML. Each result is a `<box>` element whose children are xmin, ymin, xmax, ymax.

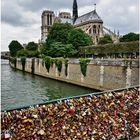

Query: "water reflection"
<box><xmin>1</xmin><ymin>60</ymin><xmax>97</xmax><ymax>110</ymax></box>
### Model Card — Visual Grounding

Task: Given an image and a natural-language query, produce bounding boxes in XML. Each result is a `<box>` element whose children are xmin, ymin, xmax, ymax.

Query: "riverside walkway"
<box><xmin>1</xmin><ymin>86</ymin><xmax>139</xmax><ymax>139</ymax></box>
<box><xmin>132</xmin><ymin>137</ymin><xmax>139</xmax><ymax>140</ymax></box>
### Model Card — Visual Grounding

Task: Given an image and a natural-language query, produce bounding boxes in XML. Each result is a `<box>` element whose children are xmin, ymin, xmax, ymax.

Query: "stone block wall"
<box><xmin>11</xmin><ymin>58</ymin><xmax>139</xmax><ymax>91</ymax></box>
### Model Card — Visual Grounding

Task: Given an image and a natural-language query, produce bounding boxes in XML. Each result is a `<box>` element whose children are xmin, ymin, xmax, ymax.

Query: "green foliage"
<box><xmin>8</xmin><ymin>40</ymin><xmax>40</xmax><ymax>58</ymax></box>
<box><xmin>68</xmin><ymin>29</ymin><xmax>93</xmax><ymax>49</ymax></box>
<box><xmin>47</xmin><ymin>23</ymin><xmax>74</xmax><ymax>46</ymax></box>
<box><xmin>17</xmin><ymin>49</ymin><xmax>39</xmax><ymax>58</ymax></box>
<box><xmin>43</xmin><ymin>56</ymin><xmax>51</xmax><ymax>72</ymax></box>
<box><xmin>98</xmin><ymin>35</ymin><xmax>113</xmax><ymax>45</ymax></box>
<box><xmin>57</xmin><ymin>59</ymin><xmax>62</xmax><ymax>75</ymax></box>
<box><xmin>50</xmin><ymin>58</ymin><xmax>55</xmax><ymax>67</ymax></box>
<box><xmin>23</xmin><ymin>42</ymin><xmax>39</xmax><ymax>57</ymax></box>
<box><xmin>44</xmin><ymin>42</ymin><xmax>76</xmax><ymax>57</ymax></box>
<box><xmin>17</xmin><ymin>49</ymin><xmax>28</xmax><ymax>57</ymax></box>
<box><xmin>41</xmin><ymin>57</ymin><xmax>66</xmax><ymax>75</ymax></box>
<box><xmin>43</xmin><ymin>23</ymin><xmax>92</xmax><ymax>58</ymax></box>
<box><xmin>79</xmin><ymin>41</ymin><xmax>139</xmax><ymax>56</ymax></box>
<box><xmin>120</xmin><ymin>32</ymin><xmax>139</xmax><ymax>42</ymax></box>
<box><xmin>64</xmin><ymin>44</ymin><xmax>78</xmax><ymax>57</ymax></box>
<box><xmin>64</xmin><ymin>58</ymin><xmax>69</xmax><ymax>76</ymax></box>
<box><xmin>27</xmin><ymin>50</ymin><xmax>39</xmax><ymax>58</ymax></box>
<box><xmin>40</xmin><ymin>43</ymin><xmax>48</xmax><ymax>56</ymax></box>
<box><xmin>42</xmin><ymin>57</ymin><xmax>64</xmax><ymax>75</ymax></box>
<box><xmin>26</xmin><ymin>42</ymin><xmax>38</xmax><ymax>51</ymax></box>
<box><xmin>55</xmin><ymin>58</ymin><xmax>64</xmax><ymax>76</ymax></box>
<box><xmin>21</xmin><ymin>57</ymin><xmax>26</xmax><ymax>71</ymax></box>
<box><xmin>9</xmin><ymin>57</ymin><xmax>17</xmax><ymax>68</ymax></box>
<box><xmin>79</xmin><ymin>58</ymin><xmax>90</xmax><ymax>77</ymax></box>
<box><xmin>8</xmin><ymin>40</ymin><xmax>23</xmax><ymax>57</ymax></box>
<box><xmin>48</xmin><ymin>42</ymin><xmax>66</xmax><ymax>57</ymax></box>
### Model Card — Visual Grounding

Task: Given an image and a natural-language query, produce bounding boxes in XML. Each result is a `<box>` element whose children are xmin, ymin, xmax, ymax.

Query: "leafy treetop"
<box><xmin>42</xmin><ymin>23</ymin><xmax>93</xmax><ymax>57</ymax></box>
<box><xmin>26</xmin><ymin>42</ymin><xmax>38</xmax><ymax>51</ymax></box>
<box><xmin>46</xmin><ymin>23</ymin><xmax>74</xmax><ymax>46</ymax></box>
<box><xmin>120</xmin><ymin>32</ymin><xmax>139</xmax><ymax>42</ymax></box>
<box><xmin>16</xmin><ymin>41</ymin><xmax>39</xmax><ymax>58</ymax></box>
<box><xmin>8</xmin><ymin>40</ymin><xmax>23</xmax><ymax>57</ymax></box>
<box><xmin>98</xmin><ymin>35</ymin><xmax>113</xmax><ymax>45</ymax></box>
<box><xmin>43</xmin><ymin>42</ymin><xmax>77</xmax><ymax>58</ymax></box>
<box><xmin>68</xmin><ymin>29</ymin><xmax>93</xmax><ymax>49</ymax></box>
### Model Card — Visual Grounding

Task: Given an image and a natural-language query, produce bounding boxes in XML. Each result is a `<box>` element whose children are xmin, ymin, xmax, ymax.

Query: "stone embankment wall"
<box><xmin>11</xmin><ymin>58</ymin><xmax>139</xmax><ymax>91</ymax></box>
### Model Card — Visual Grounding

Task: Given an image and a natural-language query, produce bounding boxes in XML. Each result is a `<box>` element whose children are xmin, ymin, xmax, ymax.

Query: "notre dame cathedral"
<box><xmin>41</xmin><ymin>0</ymin><xmax>119</xmax><ymax>44</ymax></box>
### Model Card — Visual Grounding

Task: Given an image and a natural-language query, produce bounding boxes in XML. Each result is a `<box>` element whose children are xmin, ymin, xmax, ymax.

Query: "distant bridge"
<box><xmin>1</xmin><ymin>51</ymin><xmax>10</xmax><ymax>60</ymax></box>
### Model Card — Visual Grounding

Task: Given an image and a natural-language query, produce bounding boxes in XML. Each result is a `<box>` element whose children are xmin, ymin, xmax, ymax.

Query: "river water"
<box><xmin>1</xmin><ymin>59</ymin><xmax>96</xmax><ymax>111</ymax></box>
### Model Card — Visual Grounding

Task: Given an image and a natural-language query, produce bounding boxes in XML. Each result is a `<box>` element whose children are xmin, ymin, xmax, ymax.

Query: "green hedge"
<box><xmin>79</xmin><ymin>41</ymin><xmax>139</xmax><ymax>55</ymax></box>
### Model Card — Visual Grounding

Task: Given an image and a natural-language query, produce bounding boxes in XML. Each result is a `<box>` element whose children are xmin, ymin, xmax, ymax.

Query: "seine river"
<box><xmin>1</xmin><ymin>59</ymin><xmax>96</xmax><ymax>111</ymax></box>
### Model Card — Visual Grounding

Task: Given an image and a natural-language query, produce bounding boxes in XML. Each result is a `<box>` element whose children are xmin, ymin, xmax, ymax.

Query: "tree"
<box><xmin>47</xmin><ymin>23</ymin><xmax>74</xmax><ymax>46</ymax></box>
<box><xmin>8</xmin><ymin>40</ymin><xmax>23</xmax><ymax>57</ymax></box>
<box><xmin>98</xmin><ymin>35</ymin><xmax>113</xmax><ymax>45</ymax></box>
<box><xmin>27</xmin><ymin>50</ymin><xmax>39</xmax><ymax>58</ymax></box>
<box><xmin>17</xmin><ymin>49</ymin><xmax>28</xmax><ymax>57</ymax></box>
<box><xmin>68</xmin><ymin>29</ymin><xmax>93</xmax><ymax>49</ymax></box>
<box><xmin>46</xmin><ymin>42</ymin><xmax>76</xmax><ymax>57</ymax></box>
<box><xmin>40</xmin><ymin>43</ymin><xmax>48</xmax><ymax>56</ymax></box>
<box><xmin>64</xmin><ymin>44</ymin><xmax>77</xmax><ymax>57</ymax></box>
<box><xmin>43</xmin><ymin>23</ymin><xmax>92</xmax><ymax>57</ymax></box>
<box><xmin>120</xmin><ymin>32</ymin><xmax>139</xmax><ymax>42</ymax></box>
<box><xmin>26</xmin><ymin>42</ymin><xmax>38</xmax><ymax>51</ymax></box>
<box><xmin>24</xmin><ymin>41</ymin><xmax>39</xmax><ymax>57</ymax></box>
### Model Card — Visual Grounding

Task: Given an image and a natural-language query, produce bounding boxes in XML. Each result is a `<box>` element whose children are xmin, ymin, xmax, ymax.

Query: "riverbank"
<box><xmin>10</xmin><ymin>58</ymin><xmax>139</xmax><ymax>91</ymax></box>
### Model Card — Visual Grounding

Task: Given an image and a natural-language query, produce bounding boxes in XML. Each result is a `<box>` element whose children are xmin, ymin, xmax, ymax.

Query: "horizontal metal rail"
<box><xmin>1</xmin><ymin>85</ymin><xmax>139</xmax><ymax>112</ymax></box>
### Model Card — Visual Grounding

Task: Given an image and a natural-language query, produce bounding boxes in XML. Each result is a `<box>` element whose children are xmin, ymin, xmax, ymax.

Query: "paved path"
<box><xmin>132</xmin><ymin>137</ymin><xmax>139</xmax><ymax>140</ymax></box>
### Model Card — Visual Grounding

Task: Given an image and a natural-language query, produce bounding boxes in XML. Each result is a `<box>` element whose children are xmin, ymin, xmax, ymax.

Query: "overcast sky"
<box><xmin>1</xmin><ymin>0</ymin><xmax>139</xmax><ymax>51</ymax></box>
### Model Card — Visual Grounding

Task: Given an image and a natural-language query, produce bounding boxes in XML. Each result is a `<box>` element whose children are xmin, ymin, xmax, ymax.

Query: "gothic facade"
<box><xmin>41</xmin><ymin>0</ymin><xmax>119</xmax><ymax>44</ymax></box>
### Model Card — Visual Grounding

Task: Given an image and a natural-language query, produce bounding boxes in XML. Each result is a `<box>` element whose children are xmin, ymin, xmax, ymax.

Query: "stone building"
<box><xmin>41</xmin><ymin>10</ymin><xmax>55</xmax><ymax>41</ymax></box>
<box><xmin>41</xmin><ymin>0</ymin><xmax>119</xmax><ymax>44</ymax></box>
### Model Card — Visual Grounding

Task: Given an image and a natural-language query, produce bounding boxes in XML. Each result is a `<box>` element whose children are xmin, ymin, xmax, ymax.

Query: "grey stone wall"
<box><xmin>11</xmin><ymin>58</ymin><xmax>139</xmax><ymax>91</ymax></box>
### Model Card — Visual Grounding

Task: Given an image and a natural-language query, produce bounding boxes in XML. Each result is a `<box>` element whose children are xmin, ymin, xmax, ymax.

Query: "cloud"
<box><xmin>1</xmin><ymin>23</ymin><xmax>40</xmax><ymax>51</ymax></box>
<box><xmin>1</xmin><ymin>0</ymin><xmax>40</xmax><ymax>27</ymax></box>
<box><xmin>16</xmin><ymin>0</ymin><xmax>73</xmax><ymax>12</ymax></box>
<box><xmin>97</xmin><ymin>0</ymin><xmax>139</xmax><ymax>34</ymax></box>
<box><xmin>15</xmin><ymin>0</ymin><xmax>98</xmax><ymax>12</ymax></box>
<box><xmin>1</xmin><ymin>0</ymin><xmax>139</xmax><ymax>51</ymax></box>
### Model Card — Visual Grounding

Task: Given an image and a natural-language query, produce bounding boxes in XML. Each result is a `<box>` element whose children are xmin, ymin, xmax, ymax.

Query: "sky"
<box><xmin>1</xmin><ymin>0</ymin><xmax>139</xmax><ymax>51</ymax></box>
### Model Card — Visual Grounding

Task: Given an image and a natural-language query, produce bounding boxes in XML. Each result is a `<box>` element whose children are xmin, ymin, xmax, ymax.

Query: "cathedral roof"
<box><xmin>74</xmin><ymin>10</ymin><xmax>103</xmax><ymax>25</ymax></box>
<box><xmin>60</xmin><ymin>18</ymin><xmax>73</xmax><ymax>24</ymax></box>
<box><xmin>54</xmin><ymin>17</ymin><xmax>73</xmax><ymax>24</ymax></box>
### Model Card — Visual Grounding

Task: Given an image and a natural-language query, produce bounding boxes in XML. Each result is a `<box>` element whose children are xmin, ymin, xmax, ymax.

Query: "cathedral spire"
<box><xmin>117</xmin><ymin>30</ymin><xmax>120</xmax><ymax>37</ymax></box>
<box><xmin>94</xmin><ymin>3</ymin><xmax>96</xmax><ymax>11</ymax></box>
<box><xmin>73</xmin><ymin>0</ymin><xmax>78</xmax><ymax>23</ymax></box>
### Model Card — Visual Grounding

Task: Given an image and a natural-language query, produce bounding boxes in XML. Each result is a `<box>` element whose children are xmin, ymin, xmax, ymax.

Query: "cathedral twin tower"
<box><xmin>41</xmin><ymin>0</ymin><xmax>119</xmax><ymax>43</ymax></box>
<box><xmin>41</xmin><ymin>0</ymin><xmax>79</xmax><ymax>42</ymax></box>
